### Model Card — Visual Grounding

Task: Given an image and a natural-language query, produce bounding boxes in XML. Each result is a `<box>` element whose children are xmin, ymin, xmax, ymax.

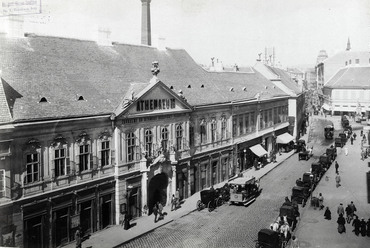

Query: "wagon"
<box><xmin>319</xmin><ymin>154</ymin><xmax>332</xmax><ymax>169</ymax></box>
<box><xmin>326</xmin><ymin>147</ymin><xmax>337</xmax><ymax>161</ymax></box>
<box><xmin>279</xmin><ymin>205</ymin><xmax>299</xmax><ymax>230</ymax></box>
<box><xmin>298</xmin><ymin>151</ymin><xmax>310</xmax><ymax>161</ymax></box>
<box><xmin>255</xmin><ymin>228</ymin><xmax>285</xmax><ymax>248</ymax></box>
<box><xmin>324</xmin><ymin>125</ymin><xmax>334</xmax><ymax>139</ymax></box>
<box><xmin>296</xmin><ymin>139</ymin><xmax>306</xmax><ymax>153</ymax></box>
<box><xmin>311</xmin><ymin>162</ymin><xmax>325</xmax><ymax>180</ymax></box>
<box><xmin>196</xmin><ymin>189</ymin><xmax>221</xmax><ymax>212</ymax></box>
<box><xmin>335</xmin><ymin>137</ymin><xmax>344</xmax><ymax>148</ymax></box>
<box><xmin>228</xmin><ymin>176</ymin><xmax>260</xmax><ymax>206</ymax></box>
<box><xmin>291</xmin><ymin>186</ymin><xmax>310</xmax><ymax>206</ymax></box>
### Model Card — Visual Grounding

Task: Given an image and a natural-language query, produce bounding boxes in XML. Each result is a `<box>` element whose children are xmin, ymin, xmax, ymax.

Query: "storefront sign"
<box><xmin>70</xmin><ymin>214</ymin><xmax>80</xmax><ymax>228</ymax></box>
<box><xmin>136</xmin><ymin>98</ymin><xmax>176</xmax><ymax>111</ymax></box>
<box><xmin>1</xmin><ymin>0</ymin><xmax>41</xmax><ymax>16</ymax></box>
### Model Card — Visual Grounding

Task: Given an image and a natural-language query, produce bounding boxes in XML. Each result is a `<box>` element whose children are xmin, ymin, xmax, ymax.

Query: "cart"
<box><xmin>196</xmin><ymin>189</ymin><xmax>220</xmax><ymax>212</ymax></box>
<box><xmin>326</xmin><ymin>147</ymin><xmax>337</xmax><ymax>161</ymax></box>
<box><xmin>255</xmin><ymin>228</ymin><xmax>286</xmax><ymax>248</ymax></box>
<box><xmin>296</xmin><ymin>139</ymin><xmax>306</xmax><ymax>153</ymax></box>
<box><xmin>291</xmin><ymin>186</ymin><xmax>310</xmax><ymax>206</ymax></box>
<box><xmin>335</xmin><ymin>137</ymin><xmax>344</xmax><ymax>148</ymax></box>
<box><xmin>298</xmin><ymin>151</ymin><xmax>310</xmax><ymax>161</ymax></box>
<box><xmin>319</xmin><ymin>154</ymin><xmax>332</xmax><ymax>169</ymax></box>
<box><xmin>324</xmin><ymin>125</ymin><xmax>334</xmax><ymax>139</ymax></box>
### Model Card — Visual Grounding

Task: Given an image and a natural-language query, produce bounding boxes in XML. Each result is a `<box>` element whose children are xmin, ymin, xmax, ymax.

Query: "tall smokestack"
<box><xmin>141</xmin><ymin>0</ymin><xmax>152</xmax><ymax>46</ymax></box>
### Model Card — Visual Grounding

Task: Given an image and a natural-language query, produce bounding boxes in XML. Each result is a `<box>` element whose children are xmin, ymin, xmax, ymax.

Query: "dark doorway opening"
<box><xmin>148</xmin><ymin>173</ymin><xmax>168</xmax><ymax>213</ymax></box>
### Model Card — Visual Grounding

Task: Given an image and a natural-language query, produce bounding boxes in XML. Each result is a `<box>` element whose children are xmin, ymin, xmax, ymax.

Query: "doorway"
<box><xmin>24</xmin><ymin>215</ymin><xmax>44</xmax><ymax>248</ymax></box>
<box><xmin>101</xmin><ymin>194</ymin><xmax>112</xmax><ymax>229</ymax></box>
<box><xmin>55</xmin><ymin>208</ymin><xmax>69</xmax><ymax>247</ymax></box>
<box><xmin>148</xmin><ymin>173</ymin><xmax>168</xmax><ymax>212</ymax></box>
<box><xmin>80</xmin><ymin>200</ymin><xmax>93</xmax><ymax>236</ymax></box>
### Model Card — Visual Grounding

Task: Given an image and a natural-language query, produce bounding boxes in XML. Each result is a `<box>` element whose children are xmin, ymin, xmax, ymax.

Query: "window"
<box><xmin>274</xmin><ymin>108</ymin><xmax>278</xmax><ymax>124</ymax></box>
<box><xmin>161</xmin><ymin>127</ymin><xmax>169</xmax><ymax>151</ymax></box>
<box><xmin>127</xmin><ymin>132</ymin><xmax>136</xmax><ymax>162</ymax></box>
<box><xmin>0</xmin><ymin>170</ymin><xmax>5</xmax><ymax>197</ymax></box>
<box><xmin>200</xmin><ymin>123</ymin><xmax>207</xmax><ymax>144</ymax></box>
<box><xmin>189</xmin><ymin>126</ymin><xmax>195</xmax><ymax>147</ymax></box>
<box><xmin>144</xmin><ymin>129</ymin><xmax>153</xmax><ymax>156</ymax></box>
<box><xmin>268</xmin><ymin>109</ymin><xmax>273</xmax><ymax>127</ymax></box>
<box><xmin>176</xmin><ymin>125</ymin><xmax>183</xmax><ymax>150</ymax></box>
<box><xmin>55</xmin><ymin>148</ymin><xmax>66</xmax><ymax>177</ymax></box>
<box><xmin>232</xmin><ymin>116</ymin><xmax>237</xmax><ymax>137</ymax></box>
<box><xmin>79</xmin><ymin>144</ymin><xmax>90</xmax><ymax>172</ymax></box>
<box><xmin>221</xmin><ymin>118</ymin><xmax>227</xmax><ymax>139</ymax></box>
<box><xmin>245</xmin><ymin>114</ymin><xmax>250</xmax><ymax>133</ymax></box>
<box><xmin>211</xmin><ymin>121</ymin><xmax>216</xmax><ymax>143</ymax></box>
<box><xmin>250</xmin><ymin>112</ymin><xmax>255</xmax><ymax>131</ymax></box>
<box><xmin>239</xmin><ymin>115</ymin><xmax>244</xmax><ymax>135</ymax></box>
<box><xmin>101</xmin><ymin>141</ymin><xmax>110</xmax><ymax>167</ymax></box>
<box><xmin>26</xmin><ymin>153</ymin><xmax>40</xmax><ymax>183</ymax></box>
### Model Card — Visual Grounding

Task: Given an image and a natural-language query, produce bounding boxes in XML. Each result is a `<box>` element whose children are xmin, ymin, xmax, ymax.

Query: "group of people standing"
<box><xmin>334</xmin><ymin>201</ymin><xmax>370</xmax><ymax>237</ymax></box>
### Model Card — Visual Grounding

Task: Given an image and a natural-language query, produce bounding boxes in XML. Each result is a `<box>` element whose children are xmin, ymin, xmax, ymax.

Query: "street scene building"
<box><xmin>0</xmin><ymin>21</ymin><xmax>298</xmax><ymax>248</ymax></box>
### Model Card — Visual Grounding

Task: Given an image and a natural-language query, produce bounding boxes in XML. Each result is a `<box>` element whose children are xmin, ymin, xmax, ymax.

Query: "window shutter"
<box><xmin>66</xmin><ymin>147</ymin><xmax>71</xmax><ymax>175</ymax></box>
<box><xmin>110</xmin><ymin>149</ymin><xmax>115</xmax><ymax>166</ymax></box>
<box><xmin>49</xmin><ymin>147</ymin><xmax>55</xmax><ymax>179</ymax></box>
<box><xmin>75</xmin><ymin>145</ymin><xmax>80</xmax><ymax>174</ymax></box>
<box><xmin>91</xmin><ymin>150</ymin><xmax>96</xmax><ymax>170</ymax></box>
<box><xmin>97</xmin><ymin>141</ymin><xmax>102</xmax><ymax>168</ymax></box>
<box><xmin>135</xmin><ymin>137</ymin><xmax>139</xmax><ymax>161</ymax></box>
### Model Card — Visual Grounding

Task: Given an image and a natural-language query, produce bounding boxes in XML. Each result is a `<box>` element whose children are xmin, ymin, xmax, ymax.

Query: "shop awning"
<box><xmin>321</xmin><ymin>103</ymin><xmax>330</xmax><ymax>110</ymax></box>
<box><xmin>249</xmin><ymin>144</ymin><xmax>268</xmax><ymax>157</ymax></box>
<box><xmin>276</xmin><ymin>133</ymin><xmax>294</xmax><ymax>144</ymax></box>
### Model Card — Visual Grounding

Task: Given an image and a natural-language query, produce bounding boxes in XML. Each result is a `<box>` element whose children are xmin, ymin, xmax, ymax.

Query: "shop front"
<box><xmin>276</xmin><ymin>132</ymin><xmax>295</xmax><ymax>153</ymax></box>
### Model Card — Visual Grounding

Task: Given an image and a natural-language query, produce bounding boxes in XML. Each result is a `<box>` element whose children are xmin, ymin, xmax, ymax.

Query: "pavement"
<box><xmin>294</xmin><ymin>114</ymin><xmax>370</xmax><ymax>248</ymax></box>
<box><xmin>63</xmin><ymin>132</ymin><xmax>305</xmax><ymax>248</ymax></box>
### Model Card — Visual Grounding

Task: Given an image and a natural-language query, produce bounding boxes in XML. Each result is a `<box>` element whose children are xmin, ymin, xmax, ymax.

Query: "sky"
<box><xmin>1</xmin><ymin>0</ymin><xmax>370</xmax><ymax>68</ymax></box>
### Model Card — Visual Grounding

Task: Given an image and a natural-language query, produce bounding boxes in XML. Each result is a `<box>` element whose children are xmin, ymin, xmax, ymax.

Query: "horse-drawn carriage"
<box><xmin>196</xmin><ymin>189</ymin><xmax>222</xmax><ymax>212</ymax></box>
<box><xmin>298</xmin><ymin>151</ymin><xmax>310</xmax><ymax>161</ymax></box>
<box><xmin>291</xmin><ymin>186</ymin><xmax>310</xmax><ymax>206</ymax></box>
<box><xmin>326</xmin><ymin>146</ymin><xmax>337</xmax><ymax>161</ymax></box>
<box><xmin>319</xmin><ymin>154</ymin><xmax>332</xmax><ymax>169</ymax></box>
<box><xmin>255</xmin><ymin>229</ymin><xmax>287</xmax><ymax>248</ymax></box>
<box><xmin>335</xmin><ymin>137</ymin><xmax>344</xmax><ymax>148</ymax></box>
<box><xmin>324</xmin><ymin>125</ymin><xmax>334</xmax><ymax>139</ymax></box>
<box><xmin>228</xmin><ymin>176</ymin><xmax>260</xmax><ymax>206</ymax></box>
<box><xmin>295</xmin><ymin>139</ymin><xmax>306</xmax><ymax>153</ymax></box>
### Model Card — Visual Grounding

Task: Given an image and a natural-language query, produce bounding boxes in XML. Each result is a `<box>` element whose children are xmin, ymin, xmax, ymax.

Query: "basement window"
<box><xmin>39</xmin><ymin>97</ymin><xmax>48</xmax><ymax>103</ymax></box>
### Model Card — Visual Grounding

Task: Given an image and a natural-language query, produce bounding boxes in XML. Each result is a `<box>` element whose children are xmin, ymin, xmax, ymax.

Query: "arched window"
<box><xmin>144</xmin><ymin>129</ymin><xmax>153</xmax><ymax>156</ymax></box>
<box><xmin>161</xmin><ymin>127</ymin><xmax>169</xmax><ymax>151</ymax></box>
<box><xmin>127</xmin><ymin>132</ymin><xmax>136</xmax><ymax>162</ymax></box>
<box><xmin>176</xmin><ymin>124</ymin><xmax>183</xmax><ymax>150</ymax></box>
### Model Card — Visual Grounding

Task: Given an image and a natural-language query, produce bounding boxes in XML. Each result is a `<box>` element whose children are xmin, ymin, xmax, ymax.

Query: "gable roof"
<box><xmin>324</xmin><ymin>66</ymin><xmax>370</xmax><ymax>89</ymax></box>
<box><xmin>0</xmin><ymin>34</ymin><xmax>288</xmax><ymax>123</ymax></box>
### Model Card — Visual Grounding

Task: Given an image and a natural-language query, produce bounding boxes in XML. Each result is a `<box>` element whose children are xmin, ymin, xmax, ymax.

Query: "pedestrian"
<box><xmin>345</xmin><ymin>204</ymin><xmax>353</xmax><ymax>224</ymax></box>
<box><xmin>290</xmin><ymin>235</ymin><xmax>300</xmax><ymax>248</ymax></box>
<box><xmin>75</xmin><ymin>226</ymin><xmax>82</xmax><ymax>248</ymax></box>
<box><xmin>353</xmin><ymin>132</ymin><xmax>357</xmax><ymax>140</ymax></box>
<box><xmin>360</xmin><ymin>218</ymin><xmax>367</xmax><ymax>236</ymax></box>
<box><xmin>349</xmin><ymin>201</ymin><xmax>357</xmax><ymax>216</ymax></box>
<box><xmin>335</xmin><ymin>173</ymin><xmax>341</xmax><ymax>188</ymax></box>
<box><xmin>335</xmin><ymin>161</ymin><xmax>339</xmax><ymax>174</ymax></box>
<box><xmin>361</xmin><ymin>150</ymin><xmax>365</xmax><ymax>160</ymax></box>
<box><xmin>361</xmin><ymin>130</ymin><xmax>363</xmax><ymax>137</ymax></box>
<box><xmin>337</xmin><ymin>213</ymin><xmax>346</xmax><ymax>234</ymax></box>
<box><xmin>350</xmin><ymin>136</ymin><xmax>354</xmax><ymax>145</ymax></box>
<box><xmin>324</xmin><ymin>207</ymin><xmax>331</xmax><ymax>220</ymax></box>
<box><xmin>352</xmin><ymin>215</ymin><xmax>361</xmax><ymax>236</ymax></box>
<box><xmin>153</xmin><ymin>203</ymin><xmax>158</xmax><ymax>223</ymax></box>
<box><xmin>171</xmin><ymin>194</ymin><xmax>176</xmax><ymax>211</ymax></box>
<box><xmin>344</xmin><ymin>146</ymin><xmax>348</xmax><ymax>156</ymax></box>
<box><xmin>337</xmin><ymin>203</ymin><xmax>344</xmax><ymax>216</ymax></box>
<box><xmin>318</xmin><ymin>193</ymin><xmax>324</xmax><ymax>210</ymax></box>
<box><xmin>366</xmin><ymin>218</ymin><xmax>370</xmax><ymax>237</ymax></box>
<box><xmin>157</xmin><ymin>201</ymin><xmax>163</xmax><ymax>220</ymax></box>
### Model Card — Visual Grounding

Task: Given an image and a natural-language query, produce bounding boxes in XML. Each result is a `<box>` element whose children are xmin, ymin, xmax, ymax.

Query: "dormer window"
<box><xmin>201</xmin><ymin>84</ymin><xmax>204</xmax><ymax>88</ymax></box>
<box><xmin>77</xmin><ymin>95</ymin><xmax>85</xmax><ymax>101</ymax></box>
<box><xmin>187</xmin><ymin>85</ymin><xmax>191</xmax><ymax>88</ymax></box>
<box><xmin>39</xmin><ymin>97</ymin><xmax>48</xmax><ymax>103</ymax></box>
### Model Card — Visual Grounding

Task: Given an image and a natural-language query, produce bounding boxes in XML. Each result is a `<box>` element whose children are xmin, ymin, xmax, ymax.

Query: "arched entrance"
<box><xmin>148</xmin><ymin>173</ymin><xmax>168</xmax><ymax>213</ymax></box>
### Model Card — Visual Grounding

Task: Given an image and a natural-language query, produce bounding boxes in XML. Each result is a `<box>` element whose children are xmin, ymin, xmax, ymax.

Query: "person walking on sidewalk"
<box><xmin>153</xmin><ymin>203</ymin><xmax>158</xmax><ymax>223</ymax></box>
<box><xmin>335</xmin><ymin>161</ymin><xmax>339</xmax><ymax>174</ymax></box>
<box><xmin>345</xmin><ymin>204</ymin><xmax>353</xmax><ymax>224</ymax></box>
<box><xmin>353</xmin><ymin>132</ymin><xmax>357</xmax><ymax>140</ymax></box>
<box><xmin>344</xmin><ymin>146</ymin><xmax>348</xmax><ymax>156</ymax></box>
<box><xmin>335</xmin><ymin>173</ymin><xmax>341</xmax><ymax>188</ymax></box>
<box><xmin>350</xmin><ymin>136</ymin><xmax>354</xmax><ymax>145</ymax></box>
<box><xmin>337</xmin><ymin>203</ymin><xmax>345</xmax><ymax>216</ymax></box>
<box><xmin>337</xmin><ymin>214</ymin><xmax>346</xmax><ymax>233</ymax></box>
<box><xmin>157</xmin><ymin>201</ymin><xmax>163</xmax><ymax>220</ymax></box>
<box><xmin>353</xmin><ymin>215</ymin><xmax>361</xmax><ymax>236</ymax></box>
<box><xmin>366</xmin><ymin>218</ymin><xmax>370</xmax><ymax>237</ymax></box>
<box><xmin>75</xmin><ymin>226</ymin><xmax>82</xmax><ymax>248</ymax></box>
<box><xmin>318</xmin><ymin>193</ymin><xmax>324</xmax><ymax>210</ymax></box>
<box><xmin>175</xmin><ymin>188</ymin><xmax>180</xmax><ymax>208</ymax></box>
<box><xmin>171</xmin><ymin>194</ymin><xmax>176</xmax><ymax>211</ymax></box>
<box><xmin>324</xmin><ymin>207</ymin><xmax>331</xmax><ymax>220</ymax></box>
<box><xmin>349</xmin><ymin>201</ymin><xmax>357</xmax><ymax>217</ymax></box>
<box><xmin>360</xmin><ymin>218</ymin><xmax>367</xmax><ymax>236</ymax></box>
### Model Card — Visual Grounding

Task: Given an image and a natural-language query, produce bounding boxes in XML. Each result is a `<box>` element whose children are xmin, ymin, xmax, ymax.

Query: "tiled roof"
<box><xmin>0</xmin><ymin>34</ymin><xmax>288</xmax><ymax>122</ymax></box>
<box><xmin>324</xmin><ymin>66</ymin><xmax>370</xmax><ymax>89</ymax></box>
<box><xmin>265</xmin><ymin>66</ymin><xmax>302</xmax><ymax>95</ymax></box>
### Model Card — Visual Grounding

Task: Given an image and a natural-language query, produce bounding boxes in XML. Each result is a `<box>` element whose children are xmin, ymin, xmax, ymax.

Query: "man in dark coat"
<box><xmin>367</xmin><ymin>218</ymin><xmax>370</xmax><ymax>237</ymax></box>
<box><xmin>337</xmin><ymin>214</ymin><xmax>346</xmax><ymax>233</ymax></box>
<box><xmin>345</xmin><ymin>204</ymin><xmax>353</xmax><ymax>224</ymax></box>
<box><xmin>352</xmin><ymin>215</ymin><xmax>361</xmax><ymax>236</ymax></box>
<box><xmin>324</xmin><ymin>207</ymin><xmax>331</xmax><ymax>220</ymax></box>
<box><xmin>335</xmin><ymin>161</ymin><xmax>339</xmax><ymax>174</ymax></box>
<box><xmin>360</xmin><ymin>218</ymin><xmax>367</xmax><ymax>236</ymax></box>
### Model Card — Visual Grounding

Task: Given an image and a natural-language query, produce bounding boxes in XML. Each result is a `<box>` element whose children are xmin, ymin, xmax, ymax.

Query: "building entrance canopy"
<box><xmin>249</xmin><ymin>144</ymin><xmax>268</xmax><ymax>157</ymax></box>
<box><xmin>276</xmin><ymin>133</ymin><xmax>294</xmax><ymax>144</ymax></box>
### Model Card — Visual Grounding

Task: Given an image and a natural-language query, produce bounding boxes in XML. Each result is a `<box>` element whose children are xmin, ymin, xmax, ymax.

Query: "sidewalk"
<box><xmin>64</xmin><ymin>135</ymin><xmax>308</xmax><ymax>248</ymax></box>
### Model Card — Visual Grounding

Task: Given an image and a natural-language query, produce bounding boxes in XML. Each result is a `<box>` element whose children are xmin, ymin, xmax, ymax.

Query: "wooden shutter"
<box><xmin>66</xmin><ymin>146</ymin><xmax>71</xmax><ymax>175</ymax></box>
<box><xmin>110</xmin><ymin>148</ymin><xmax>115</xmax><ymax>166</ymax></box>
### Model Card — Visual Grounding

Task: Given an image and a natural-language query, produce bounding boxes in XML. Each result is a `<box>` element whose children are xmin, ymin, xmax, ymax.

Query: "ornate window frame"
<box><xmin>23</xmin><ymin>139</ymin><xmax>42</xmax><ymax>184</ymax></box>
<box><xmin>98</xmin><ymin>130</ymin><xmax>112</xmax><ymax>168</ymax></box>
<box><xmin>50</xmin><ymin>135</ymin><xmax>69</xmax><ymax>178</ymax></box>
<box><xmin>75</xmin><ymin>131</ymin><xmax>92</xmax><ymax>173</ymax></box>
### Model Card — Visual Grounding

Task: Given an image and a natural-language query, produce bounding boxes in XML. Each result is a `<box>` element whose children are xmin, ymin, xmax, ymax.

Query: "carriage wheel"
<box><xmin>196</xmin><ymin>200</ymin><xmax>202</xmax><ymax>211</ymax></box>
<box><xmin>216</xmin><ymin>197</ymin><xmax>224</xmax><ymax>207</ymax></box>
<box><xmin>208</xmin><ymin>201</ymin><xmax>215</xmax><ymax>212</ymax></box>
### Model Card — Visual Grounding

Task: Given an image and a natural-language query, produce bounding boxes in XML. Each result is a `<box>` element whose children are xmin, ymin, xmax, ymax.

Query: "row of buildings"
<box><xmin>0</xmin><ymin>2</ymin><xmax>306</xmax><ymax>248</ymax></box>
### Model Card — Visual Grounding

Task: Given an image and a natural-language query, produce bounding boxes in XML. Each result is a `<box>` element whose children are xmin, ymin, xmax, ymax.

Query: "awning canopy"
<box><xmin>321</xmin><ymin>103</ymin><xmax>330</xmax><ymax>110</ymax></box>
<box><xmin>276</xmin><ymin>133</ymin><xmax>294</xmax><ymax>144</ymax></box>
<box><xmin>249</xmin><ymin>144</ymin><xmax>268</xmax><ymax>157</ymax></box>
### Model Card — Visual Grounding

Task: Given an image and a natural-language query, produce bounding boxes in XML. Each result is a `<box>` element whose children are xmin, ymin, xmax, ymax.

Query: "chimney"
<box><xmin>141</xmin><ymin>0</ymin><xmax>152</xmax><ymax>46</ymax></box>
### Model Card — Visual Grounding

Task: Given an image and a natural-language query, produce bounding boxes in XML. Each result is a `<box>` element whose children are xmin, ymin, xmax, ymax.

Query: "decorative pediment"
<box><xmin>98</xmin><ymin>130</ymin><xmax>111</xmax><ymax>140</ymax></box>
<box><xmin>23</xmin><ymin>138</ymin><xmax>41</xmax><ymax>151</ymax></box>
<box><xmin>114</xmin><ymin>78</ymin><xmax>193</xmax><ymax>118</ymax></box>
<box><xmin>75</xmin><ymin>131</ymin><xmax>90</xmax><ymax>144</ymax></box>
<box><xmin>50</xmin><ymin>135</ymin><xmax>67</xmax><ymax>147</ymax></box>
